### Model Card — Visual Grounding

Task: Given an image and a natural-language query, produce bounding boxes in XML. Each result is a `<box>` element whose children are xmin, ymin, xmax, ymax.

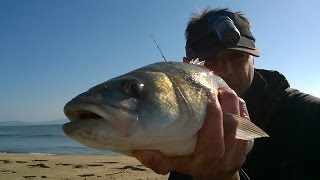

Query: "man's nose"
<box><xmin>214</xmin><ymin>60</ymin><xmax>234</xmax><ymax>77</ymax></box>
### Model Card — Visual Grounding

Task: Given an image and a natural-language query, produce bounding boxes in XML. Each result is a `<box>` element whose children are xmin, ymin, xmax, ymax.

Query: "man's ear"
<box><xmin>183</xmin><ymin>57</ymin><xmax>190</xmax><ymax>63</ymax></box>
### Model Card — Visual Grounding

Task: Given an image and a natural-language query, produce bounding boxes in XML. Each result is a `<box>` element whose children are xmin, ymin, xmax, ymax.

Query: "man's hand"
<box><xmin>133</xmin><ymin>87</ymin><xmax>250</xmax><ymax>180</ymax></box>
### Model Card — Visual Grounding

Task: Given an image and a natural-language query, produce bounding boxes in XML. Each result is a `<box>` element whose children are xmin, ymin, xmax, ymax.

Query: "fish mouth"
<box><xmin>64</xmin><ymin>102</ymin><xmax>109</xmax><ymax>122</ymax></box>
<box><xmin>63</xmin><ymin>101</ymin><xmax>139</xmax><ymax>137</ymax></box>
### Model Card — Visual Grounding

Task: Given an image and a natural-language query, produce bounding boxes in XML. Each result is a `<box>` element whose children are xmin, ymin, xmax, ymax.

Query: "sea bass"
<box><xmin>63</xmin><ymin>61</ymin><xmax>268</xmax><ymax>157</ymax></box>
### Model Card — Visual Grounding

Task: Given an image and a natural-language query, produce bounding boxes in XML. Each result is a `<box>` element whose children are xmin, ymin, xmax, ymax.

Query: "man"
<box><xmin>135</xmin><ymin>8</ymin><xmax>320</xmax><ymax>180</ymax></box>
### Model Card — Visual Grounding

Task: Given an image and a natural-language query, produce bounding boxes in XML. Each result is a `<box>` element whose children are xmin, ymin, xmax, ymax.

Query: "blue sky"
<box><xmin>1</xmin><ymin>0</ymin><xmax>319</xmax><ymax>122</ymax></box>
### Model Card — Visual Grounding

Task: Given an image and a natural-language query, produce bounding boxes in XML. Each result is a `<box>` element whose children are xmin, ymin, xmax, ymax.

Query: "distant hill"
<box><xmin>0</xmin><ymin>118</ymin><xmax>68</xmax><ymax>126</ymax></box>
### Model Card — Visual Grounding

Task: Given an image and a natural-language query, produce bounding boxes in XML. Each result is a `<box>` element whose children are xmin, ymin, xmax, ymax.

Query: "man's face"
<box><xmin>185</xmin><ymin>51</ymin><xmax>255</xmax><ymax>97</ymax></box>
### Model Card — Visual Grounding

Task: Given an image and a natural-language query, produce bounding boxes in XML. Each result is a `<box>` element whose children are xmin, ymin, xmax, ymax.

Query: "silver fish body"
<box><xmin>63</xmin><ymin>62</ymin><xmax>268</xmax><ymax>156</ymax></box>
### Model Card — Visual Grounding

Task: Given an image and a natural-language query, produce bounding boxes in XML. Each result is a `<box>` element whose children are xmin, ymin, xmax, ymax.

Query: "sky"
<box><xmin>1</xmin><ymin>0</ymin><xmax>320</xmax><ymax>122</ymax></box>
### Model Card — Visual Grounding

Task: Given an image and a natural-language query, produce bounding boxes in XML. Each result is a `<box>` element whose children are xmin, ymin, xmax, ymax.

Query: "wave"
<box><xmin>0</xmin><ymin>134</ymin><xmax>65</xmax><ymax>138</ymax></box>
<box><xmin>0</xmin><ymin>152</ymin><xmax>57</xmax><ymax>155</ymax></box>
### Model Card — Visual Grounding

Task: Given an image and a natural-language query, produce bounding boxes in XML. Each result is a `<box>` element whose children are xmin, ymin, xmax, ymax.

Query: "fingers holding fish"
<box><xmin>218</xmin><ymin>87</ymin><xmax>241</xmax><ymax>116</ymax></box>
<box><xmin>239</xmin><ymin>98</ymin><xmax>250</xmax><ymax>120</ymax></box>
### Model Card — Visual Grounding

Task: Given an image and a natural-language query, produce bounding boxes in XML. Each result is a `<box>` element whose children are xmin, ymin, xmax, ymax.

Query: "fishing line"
<box><xmin>151</xmin><ymin>35</ymin><xmax>167</xmax><ymax>62</ymax></box>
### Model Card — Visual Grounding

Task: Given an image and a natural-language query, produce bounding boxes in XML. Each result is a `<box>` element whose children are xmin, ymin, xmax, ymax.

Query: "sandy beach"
<box><xmin>0</xmin><ymin>153</ymin><xmax>169</xmax><ymax>180</ymax></box>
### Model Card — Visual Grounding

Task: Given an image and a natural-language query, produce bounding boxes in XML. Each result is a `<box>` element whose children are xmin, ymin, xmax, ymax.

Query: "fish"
<box><xmin>63</xmin><ymin>61</ymin><xmax>268</xmax><ymax>157</ymax></box>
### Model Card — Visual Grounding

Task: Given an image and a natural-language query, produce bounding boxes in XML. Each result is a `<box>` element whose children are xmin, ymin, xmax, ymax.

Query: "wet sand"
<box><xmin>0</xmin><ymin>153</ymin><xmax>168</xmax><ymax>180</ymax></box>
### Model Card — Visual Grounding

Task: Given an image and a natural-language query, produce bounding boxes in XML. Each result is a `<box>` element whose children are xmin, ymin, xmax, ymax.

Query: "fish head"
<box><xmin>63</xmin><ymin>62</ymin><xmax>208</xmax><ymax>155</ymax></box>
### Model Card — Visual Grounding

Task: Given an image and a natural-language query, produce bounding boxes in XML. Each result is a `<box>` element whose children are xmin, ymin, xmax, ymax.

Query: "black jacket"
<box><xmin>169</xmin><ymin>69</ymin><xmax>320</xmax><ymax>180</ymax></box>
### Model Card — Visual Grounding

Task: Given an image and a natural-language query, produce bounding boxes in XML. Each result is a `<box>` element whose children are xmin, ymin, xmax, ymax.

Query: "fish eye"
<box><xmin>123</xmin><ymin>80</ymin><xmax>144</xmax><ymax>97</ymax></box>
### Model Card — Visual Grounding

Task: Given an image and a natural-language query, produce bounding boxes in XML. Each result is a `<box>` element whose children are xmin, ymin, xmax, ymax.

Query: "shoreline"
<box><xmin>0</xmin><ymin>153</ymin><xmax>169</xmax><ymax>179</ymax></box>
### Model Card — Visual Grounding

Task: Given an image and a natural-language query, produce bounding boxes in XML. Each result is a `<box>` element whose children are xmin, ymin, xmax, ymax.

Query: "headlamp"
<box><xmin>209</xmin><ymin>15</ymin><xmax>241</xmax><ymax>46</ymax></box>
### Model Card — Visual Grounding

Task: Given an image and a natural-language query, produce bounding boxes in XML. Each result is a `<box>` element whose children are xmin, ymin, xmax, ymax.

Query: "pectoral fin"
<box><xmin>224</xmin><ymin>113</ymin><xmax>269</xmax><ymax>140</ymax></box>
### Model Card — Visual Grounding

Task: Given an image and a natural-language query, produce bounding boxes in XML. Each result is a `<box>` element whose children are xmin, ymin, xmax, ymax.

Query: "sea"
<box><xmin>0</xmin><ymin>124</ymin><xmax>116</xmax><ymax>155</ymax></box>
